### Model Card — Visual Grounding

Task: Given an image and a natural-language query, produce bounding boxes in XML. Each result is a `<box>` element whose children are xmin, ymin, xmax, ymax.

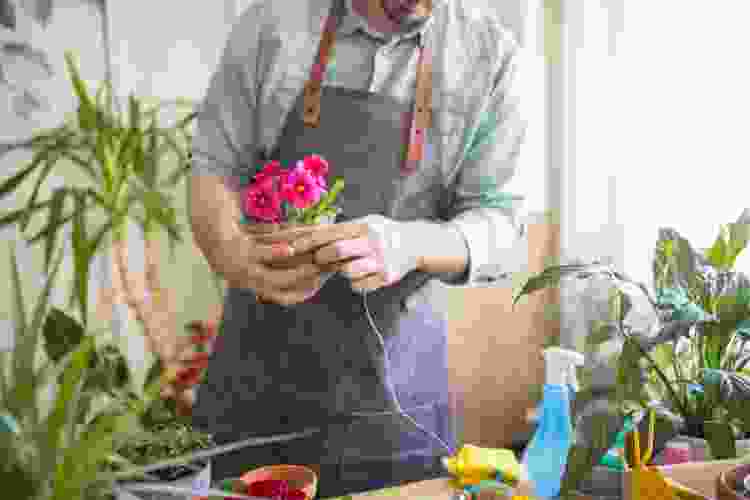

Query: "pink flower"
<box><xmin>280</xmin><ymin>164</ymin><xmax>324</xmax><ymax>209</ymax></box>
<box><xmin>254</xmin><ymin>160</ymin><xmax>283</xmax><ymax>184</ymax></box>
<box><xmin>301</xmin><ymin>154</ymin><xmax>329</xmax><ymax>188</ymax></box>
<box><xmin>242</xmin><ymin>176</ymin><xmax>283</xmax><ymax>222</ymax></box>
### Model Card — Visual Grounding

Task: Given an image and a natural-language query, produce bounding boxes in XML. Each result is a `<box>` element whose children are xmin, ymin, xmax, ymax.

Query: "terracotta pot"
<box><xmin>240</xmin><ymin>464</ymin><xmax>318</xmax><ymax>500</ymax></box>
<box><xmin>716</xmin><ymin>463</ymin><xmax>750</xmax><ymax>500</ymax></box>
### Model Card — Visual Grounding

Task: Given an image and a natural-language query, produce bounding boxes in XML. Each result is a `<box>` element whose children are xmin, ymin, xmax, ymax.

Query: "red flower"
<box><xmin>254</xmin><ymin>160</ymin><xmax>284</xmax><ymax>184</ymax></box>
<box><xmin>242</xmin><ymin>176</ymin><xmax>283</xmax><ymax>222</ymax></box>
<box><xmin>280</xmin><ymin>164</ymin><xmax>324</xmax><ymax>209</ymax></box>
<box><xmin>302</xmin><ymin>154</ymin><xmax>329</xmax><ymax>188</ymax></box>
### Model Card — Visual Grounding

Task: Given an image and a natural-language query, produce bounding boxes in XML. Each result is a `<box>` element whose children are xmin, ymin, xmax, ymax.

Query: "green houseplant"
<box><xmin>0</xmin><ymin>48</ymin><xmax>196</xmax><ymax>355</ymax></box>
<box><xmin>0</xmin><ymin>243</ymin><xmax>149</xmax><ymax>500</ymax></box>
<box><xmin>1</xmin><ymin>241</ymin><xmax>216</xmax><ymax>499</ymax></box>
<box><xmin>513</xmin><ymin>217</ymin><xmax>750</xmax><ymax>498</ymax></box>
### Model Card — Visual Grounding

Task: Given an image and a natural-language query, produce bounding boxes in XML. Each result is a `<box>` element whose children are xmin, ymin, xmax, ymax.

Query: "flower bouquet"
<box><xmin>239</xmin><ymin>154</ymin><xmax>344</xmax><ymax>228</ymax></box>
<box><xmin>237</xmin><ymin>155</ymin><xmax>345</xmax><ymax>298</ymax></box>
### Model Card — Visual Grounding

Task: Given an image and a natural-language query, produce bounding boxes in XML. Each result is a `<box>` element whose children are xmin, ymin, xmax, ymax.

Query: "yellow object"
<box><xmin>442</xmin><ymin>444</ymin><xmax>522</xmax><ymax>487</ymax></box>
<box><xmin>626</xmin><ymin>410</ymin><xmax>678</xmax><ymax>500</ymax></box>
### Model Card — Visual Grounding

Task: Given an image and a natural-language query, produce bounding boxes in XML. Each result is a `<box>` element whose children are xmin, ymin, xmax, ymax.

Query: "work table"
<box><xmin>346</xmin><ymin>460</ymin><xmax>741</xmax><ymax>499</ymax></box>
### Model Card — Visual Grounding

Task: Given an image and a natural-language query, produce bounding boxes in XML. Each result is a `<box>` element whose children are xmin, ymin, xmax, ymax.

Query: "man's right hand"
<box><xmin>225</xmin><ymin>226</ymin><xmax>324</xmax><ymax>306</ymax></box>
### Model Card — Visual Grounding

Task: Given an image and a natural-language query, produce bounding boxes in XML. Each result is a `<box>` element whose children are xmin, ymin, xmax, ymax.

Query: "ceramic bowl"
<box><xmin>716</xmin><ymin>463</ymin><xmax>750</xmax><ymax>500</ymax></box>
<box><xmin>240</xmin><ymin>464</ymin><xmax>318</xmax><ymax>500</ymax></box>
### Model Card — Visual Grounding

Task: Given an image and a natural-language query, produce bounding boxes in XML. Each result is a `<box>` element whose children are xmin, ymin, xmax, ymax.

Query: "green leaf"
<box><xmin>43</xmin><ymin>188</ymin><xmax>67</xmax><ymax>272</ymax></box>
<box><xmin>513</xmin><ymin>263</ymin><xmax>613</xmax><ymax>305</ymax></box>
<box><xmin>128</xmin><ymin>94</ymin><xmax>141</xmax><ymax>130</ymax></box>
<box><xmin>42</xmin><ymin>308</ymin><xmax>85</xmax><ymax>362</ymax></box>
<box><xmin>143</xmin><ymin>359</ymin><xmax>164</xmax><ymax>393</ymax></box>
<box><xmin>63</xmin><ymin>51</ymin><xmax>97</xmax><ymax>131</ymax></box>
<box><xmin>71</xmin><ymin>190</ymin><xmax>91</xmax><ymax>325</ymax></box>
<box><xmin>616</xmin><ymin>337</ymin><xmax>648</xmax><ymax>408</ymax></box>
<box><xmin>706</xmin><ymin>223</ymin><xmax>750</xmax><ymax>270</ymax></box>
<box><xmin>704</xmin><ymin>420</ymin><xmax>737</xmax><ymax>459</ymax></box>
<box><xmin>0</xmin><ymin>149</ymin><xmax>47</xmax><ymax>201</ymax></box>
<box><xmin>0</xmin><ymin>200</ymin><xmax>50</xmax><ymax>233</ymax></box>
<box><xmin>20</xmin><ymin>150</ymin><xmax>63</xmax><ymax>233</ymax></box>
<box><xmin>42</xmin><ymin>336</ymin><xmax>94</xmax><ymax>497</ymax></box>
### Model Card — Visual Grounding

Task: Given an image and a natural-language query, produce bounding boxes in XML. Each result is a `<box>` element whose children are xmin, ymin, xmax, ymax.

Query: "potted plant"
<box><xmin>41</xmin><ymin>292</ymin><xmax>217</xmax><ymax>498</ymax></box>
<box><xmin>513</xmin><ymin>217</ymin><xmax>750</xmax><ymax>498</ymax></box>
<box><xmin>0</xmin><ymin>244</ymin><xmax>152</xmax><ymax>500</ymax></box>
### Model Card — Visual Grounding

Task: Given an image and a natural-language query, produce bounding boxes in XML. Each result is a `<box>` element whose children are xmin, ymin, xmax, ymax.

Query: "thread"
<box><xmin>360</xmin><ymin>288</ymin><xmax>456</xmax><ymax>456</ymax></box>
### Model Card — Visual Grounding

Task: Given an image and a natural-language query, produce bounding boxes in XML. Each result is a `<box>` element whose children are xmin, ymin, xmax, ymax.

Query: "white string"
<box><xmin>361</xmin><ymin>288</ymin><xmax>455</xmax><ymax>456</ymax></box>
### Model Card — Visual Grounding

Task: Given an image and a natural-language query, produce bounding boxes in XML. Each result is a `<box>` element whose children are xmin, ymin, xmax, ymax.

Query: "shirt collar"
<box><xmin>338</xmin><ymin>0</ymin><xmax>444</xmax><ymax>43</ymax></box>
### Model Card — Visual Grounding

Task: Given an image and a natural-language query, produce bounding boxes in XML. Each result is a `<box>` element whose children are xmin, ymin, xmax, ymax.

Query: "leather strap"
<box><xmin>302</xmin><ymin>2</ymin><xmax>433</xmax><ymax>174</ymax></box>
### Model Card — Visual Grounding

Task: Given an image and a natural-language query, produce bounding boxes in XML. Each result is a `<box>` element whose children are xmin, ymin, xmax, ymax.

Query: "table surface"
<box><xmin>349</xmin><ymin>460</ymin><xmax>742</xmax><ymax>499</ymax></box>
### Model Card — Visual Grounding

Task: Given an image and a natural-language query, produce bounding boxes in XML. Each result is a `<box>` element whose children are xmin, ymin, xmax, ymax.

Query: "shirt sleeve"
<box><xmin>191</xmin><ymin>1</ymin><xmax>266</xmax><ymax>178</ymax></box>
<box><xmin>442</xmin><ymin>41</ymin><xmax>528</xmax><ymax>287</ymax></box>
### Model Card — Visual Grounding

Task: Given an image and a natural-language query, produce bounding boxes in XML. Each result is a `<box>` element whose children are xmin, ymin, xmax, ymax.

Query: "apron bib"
<box><xmin>193</xmin><ymin>1</ymin><xmax>455</xmax><ymax>495</ymax></box>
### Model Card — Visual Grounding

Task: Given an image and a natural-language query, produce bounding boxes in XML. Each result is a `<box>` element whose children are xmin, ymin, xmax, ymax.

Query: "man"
<box><xmin>180</xmin><ymin>0</ymin><xmax>526</xmax><ymax>495</ymax></box>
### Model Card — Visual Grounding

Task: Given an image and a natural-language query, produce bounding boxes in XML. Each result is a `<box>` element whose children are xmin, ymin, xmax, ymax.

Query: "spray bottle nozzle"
<box><xmin>543</xmin><ymin>347</ymin><xmax>585</xmax><ymax>388</ymax></box>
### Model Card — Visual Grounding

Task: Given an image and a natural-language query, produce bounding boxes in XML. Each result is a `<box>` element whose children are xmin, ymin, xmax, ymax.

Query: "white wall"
<box><xmin>614</xmin><ymin>2</ymin><xmax>750</xmax><ymax>284</ymax></box>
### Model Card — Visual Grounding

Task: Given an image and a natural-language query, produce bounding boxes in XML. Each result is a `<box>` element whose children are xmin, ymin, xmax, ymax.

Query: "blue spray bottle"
<box><xmin>521</xmin><ymin>347</ymin><xmax>585</xmax><ymax>499</ymax></box>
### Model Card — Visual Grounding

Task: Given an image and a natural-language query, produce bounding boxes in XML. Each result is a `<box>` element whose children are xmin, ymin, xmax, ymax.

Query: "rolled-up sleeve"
<box><xmin>443</xmin><ymin>42</ymin><xmax>527</xmax><ymax>287</ymax></box>
<box><xmin>191</xmin><ymin>2</ymin><xmax>265</xmax><ymax>178</ymax></box>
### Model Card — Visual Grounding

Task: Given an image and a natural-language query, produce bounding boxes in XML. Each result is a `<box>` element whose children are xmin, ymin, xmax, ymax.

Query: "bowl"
<box><xmin>716</xmin><ymin>463</ymin><xmax>750</xmax><ymax>500</ymax></box>
<box><xmin>240</xmin><ymin>464</ymin><xmax>318</xmax><ymax>500</ymax></box>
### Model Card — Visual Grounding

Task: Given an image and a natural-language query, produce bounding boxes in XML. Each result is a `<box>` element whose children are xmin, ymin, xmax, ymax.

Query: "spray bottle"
<box><xmin>521</xmin><ymin>347</ymin><xmax>585</xmax><ymax>499</ymax></box>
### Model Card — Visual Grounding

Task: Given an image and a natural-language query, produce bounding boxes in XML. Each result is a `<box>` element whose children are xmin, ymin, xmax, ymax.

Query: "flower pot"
<box><xmin>716</xmin><ymin>463</ymin><xmax>750</xmax><ymax>500</ymax></box>
<box><xmin>114</xmin><ymin>460</ymin><xmax>211</xmax><ymax>500</ymax></box>
<box><xmin>653</xmin><ymin>436</ymin><xmax>750</xmax><ymax>465</ymax></box>
<box><xmin>239</xmin><ymin>464</ymin><xmax>318</xmax><ymax>500</ymax></box>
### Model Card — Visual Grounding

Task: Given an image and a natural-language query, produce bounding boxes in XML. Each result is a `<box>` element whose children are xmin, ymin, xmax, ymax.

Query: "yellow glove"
<box><xmin>442</xmin><ymin>444</ymin><xmax>522</xmax><ymax>486</ymax></box>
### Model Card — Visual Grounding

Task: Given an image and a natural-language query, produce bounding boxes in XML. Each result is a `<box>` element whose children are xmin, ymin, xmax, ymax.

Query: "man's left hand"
<box><xmin>292</xmin><ymin>215</ymin><xmax>422</xmax><ymax>293</ymax></box>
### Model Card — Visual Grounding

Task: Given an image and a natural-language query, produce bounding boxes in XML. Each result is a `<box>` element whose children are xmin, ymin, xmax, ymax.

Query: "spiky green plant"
<box><xmin>0</xmin><ymin>50</ymin><xmax>195</xmax><ymax>326</ymax></box>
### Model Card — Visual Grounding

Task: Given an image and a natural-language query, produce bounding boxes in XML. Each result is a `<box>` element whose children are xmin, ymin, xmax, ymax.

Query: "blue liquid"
<box><xmin>523</xmin><ymin>385</ymin><xmax>573</xmax><ymax>499</ymax></box>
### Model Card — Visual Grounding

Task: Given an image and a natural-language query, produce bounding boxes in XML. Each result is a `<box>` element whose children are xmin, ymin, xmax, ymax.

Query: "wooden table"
<box><xmin>351</xmin><ymin>460</ymin><xmax>741</xmax><ymax>499</ymax></box>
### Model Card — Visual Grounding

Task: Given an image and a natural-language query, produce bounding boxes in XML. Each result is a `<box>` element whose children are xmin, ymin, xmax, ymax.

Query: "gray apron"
<box><xmin>193</xmin><ymin>3</ymin><xmax>455</xmax><ymax>496</ymax></box>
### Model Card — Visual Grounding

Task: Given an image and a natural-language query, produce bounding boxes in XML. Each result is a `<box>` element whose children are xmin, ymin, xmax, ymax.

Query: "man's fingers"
<box><xmin>252</xmin><ymin>241</ymin><xmax>296</xmax><ymax>263</ymax></box>
<box><xmin>315</xmin><ymin>237</ymin><xmax>373</xmax><ymax>265</ymax></box>
<box><xmin>292</xmin><ymin>222</ymin><xmax>368</xmax><ymax>254</ymax></box>
<box><xmin>351</xmin><ymin>273</ymin><xmax>389</xmax><ymax>293</ymax></box>
<box><xmin>255</xmin><ymin>262</ymin><xmax>321</xmax><ymax>290</ymax></box>
<box><xmin>340</xmin><ymin>256</ymin><xmax>382</xmax><ymax>279</ymax></box>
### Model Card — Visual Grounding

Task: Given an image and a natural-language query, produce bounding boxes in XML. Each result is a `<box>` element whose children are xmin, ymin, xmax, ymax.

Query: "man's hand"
<box><xmin>225</xmin><ymin>226</ymin><xmax>325</xmax><ymax>306</ymax></box>
<box><xmin>291</xmin><ymin>216</ymin><xmax>422</xmax><ymax>293</ymax></box>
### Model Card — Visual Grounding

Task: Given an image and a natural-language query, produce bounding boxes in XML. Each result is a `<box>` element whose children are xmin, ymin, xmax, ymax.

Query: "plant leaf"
<box><xmin>71</xmin><ymin>189</ymin><xmax>90</xmax><ymax>325</ymax></box>
<box><xmin>42</xmin><ymin>308</ymin><xmax>84</xmax><ymax>362</ymax></box>
<box><xmin>63</xmin><ymin>51</ymin><xmax>97</xmax><ymax>131</ymax></box>
<box><xmin>1</xmin><ymin>41</ymin><xmax>53</xmax><ymax>74</ymax></box>
<box><xmin>0</xmin><ymin>0</ymin><xmax>16</xmax><ymax>29</ymax></box>
<box><xmin>0</xmin><ymin>150</ymin><xmax>47</xmax><ymax>201</ymax></box>
<box><xmin>43</xmin><ymin>187</ymin><xmax>66</xmax><ymax>272</ymax></box>
<box><xmin>41</xmin><ymin>336</ymin><xmax>94</xmax><ymax>494</ymax></box>
<box><xmin>0</xmin><ymin>200</ymin><xmax>50</xmax><ymax>233</ymax></box>
<box><xmin>703</xmin><ymin>420</ymin><xmax>737</xmax><ymax>459</ymax></box>
<box><xmin>7</xmin><ymin>243</ymin><xmax>64</xmax><ymax>425</ymax></box>
<box><xmin>20</xmin><ymin>150</ymin><xmax>62</xmax><ymax>233</ymax></box>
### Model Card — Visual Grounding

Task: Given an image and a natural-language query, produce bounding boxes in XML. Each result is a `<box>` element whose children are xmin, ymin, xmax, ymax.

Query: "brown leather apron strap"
<box><xmin>404</xmin><ymin>40</ymin><xmax>432</xmax><ymax>174</ymax></box>
<box><xmin>302</xmin><ymin>9</ymin><xmax>433</xmax><ymax>175</ymax></box>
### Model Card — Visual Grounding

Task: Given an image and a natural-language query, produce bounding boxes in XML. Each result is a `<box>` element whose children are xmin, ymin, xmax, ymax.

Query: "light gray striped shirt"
<box><xmin>191</xmin><ymin>0</ymin><xmax>527</xmax><ymax>286</ymax></box>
